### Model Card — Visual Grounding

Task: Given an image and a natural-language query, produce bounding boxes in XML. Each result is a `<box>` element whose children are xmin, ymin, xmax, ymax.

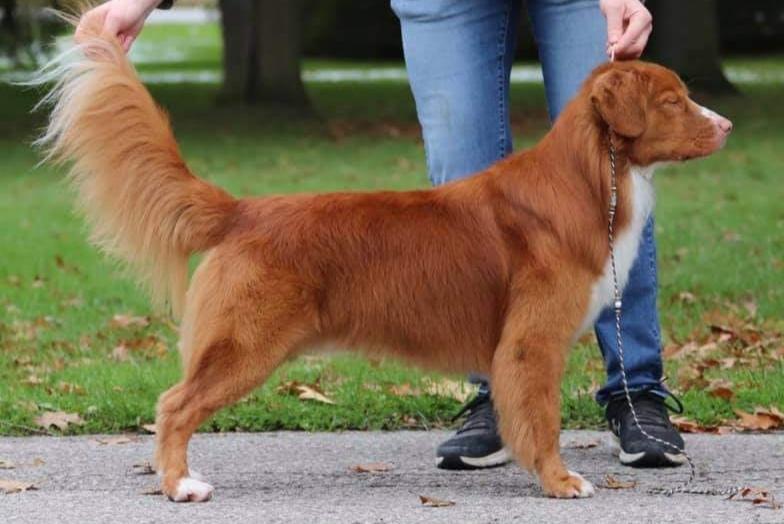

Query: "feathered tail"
<box><xmin>33</xmin><ymin>33</ymin><xmax>237</xmax><ymax>317</ymax></box>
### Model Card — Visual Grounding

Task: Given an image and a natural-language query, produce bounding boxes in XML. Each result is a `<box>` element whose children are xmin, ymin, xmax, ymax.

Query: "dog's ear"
<box><xmin>590</xmin><ymin>68</ymin><xmax>646</xmax><ymax>138</ymax></box>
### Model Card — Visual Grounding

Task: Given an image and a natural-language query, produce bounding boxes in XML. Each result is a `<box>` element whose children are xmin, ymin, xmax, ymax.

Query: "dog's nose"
<box><xmin>717</xmin><ymin>116</ymin><xmax>733</xmax><ymax>134</ymax></box>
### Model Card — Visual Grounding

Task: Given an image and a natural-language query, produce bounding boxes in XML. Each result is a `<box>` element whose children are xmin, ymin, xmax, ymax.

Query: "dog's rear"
<box><xmin>35</xmin><ymin>34</ymin><xmax>237</xmax><ymax>316</ymax></box>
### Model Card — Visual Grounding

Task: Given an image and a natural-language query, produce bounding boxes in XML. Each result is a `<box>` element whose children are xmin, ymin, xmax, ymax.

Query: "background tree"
<box><xmin>645</xmin><ymin>0</ymin><xmax>737</xmax><ymax>94</ymax></box>
<box><xmin>218</xmin><ymin>0</ymin><xmax>309</xmax><ymax>109</ymax></box>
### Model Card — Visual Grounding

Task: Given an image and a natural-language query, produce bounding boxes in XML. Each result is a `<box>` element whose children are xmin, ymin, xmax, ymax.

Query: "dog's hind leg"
<box><xmin>154</xmin><ymin>267</ymin><xmax>316</xmax><ymax>502</ymax></box>
<box><xmin>490</xmin><ymin>286</ymin><xmax>595</xmax><ymax>499</ymax></box>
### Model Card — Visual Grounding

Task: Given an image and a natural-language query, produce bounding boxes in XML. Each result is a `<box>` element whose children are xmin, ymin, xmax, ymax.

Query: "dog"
<box><xmin>35</xmin><ymin>33</ymin><xmax>731</xmax><ymax>502</ymax></box>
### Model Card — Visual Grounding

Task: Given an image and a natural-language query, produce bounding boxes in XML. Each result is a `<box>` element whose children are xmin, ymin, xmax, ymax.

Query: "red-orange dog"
<box><xmin>37</xmin><ymin>34</ymin><xmax>731</xmax><ymax>501</ymax></box>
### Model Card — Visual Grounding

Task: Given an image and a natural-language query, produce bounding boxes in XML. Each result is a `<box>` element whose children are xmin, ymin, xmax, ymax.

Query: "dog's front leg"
<box><xmin>491</xmin><ymin>294</ymin><xmax>595</xmax><ymax>499</ymax></box>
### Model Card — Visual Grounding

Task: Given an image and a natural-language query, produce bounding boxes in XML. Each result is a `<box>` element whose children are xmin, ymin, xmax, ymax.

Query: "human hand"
<box><xmin>75</xmin><ymin>0</ymin><xmax>161</xmax><ymax>52</ymax></box>
<box><xmin>600</xmin><ymin>0</ymin><xmax>653</xmax><ymax>60</ymax></box>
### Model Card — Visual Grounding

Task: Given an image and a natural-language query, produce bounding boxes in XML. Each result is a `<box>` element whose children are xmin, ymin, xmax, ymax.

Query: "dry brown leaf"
<box><xmin>30</xmin><ymin>458</ymin><xmax>45</xmax><ymax>467</ymax></box>
<box><xmin>58</xmin><ymin>382</ymin><xmax>86</xmax><ymax>395</ymax></box>
<box><xmin>706</xmin><ymin>379</ymin><xmax>735</xmax><ymax>401</ymax></box>
<box><xmin>111</xmin><ymin>344</ymin><xmax>130</xmax><ymax>362</ymax></box>
<box><xmin>95</xmin><ymin>436</ymin><xmax>135</xmax><ymax>446</ymax></box>
<box><xmin>0</xmin><ymin>460</ymin><xmax>14</xmax><ymax>470</ymax></box>
<box><xmin>141</xmin><ymin>487</ymin><xmax>163</xmax><ymax>496</ymax></box>
<box><xmin>419</xmin><ymin>495</ymin><xmax>456</xmax><ymax>507</ymax></box>
<box><xmin>0</xmin><ymin>479</ymin><xmax>37</xmax><ymax>494</ymax></box>
<box><xmin>23</xmin><ymin>374</ymin><xmax>44</xmax><ymax>386</ymax></box>
<box><xmin>389</xmin><ymin>383</ymin><xmax>419</xmax><ymax>397</ymax></box>
<box><xmin>141</xmin><ymin>423</ymin><xmax>157</xmax><ymax>434</ymax></box>
<box><xmin>277</xmin><ymin>381</ymin><xmax>336</xmax><ymax>405</ymax></box>
<box><xmin>734</xmin><ymin>407</ymin><xmax>784</xmax><ymax>431</ymax></box>
<box><xmin>110</xmin><ymin>314</ymin><xmax>150</xmax><ymax>328</ymax></box>
<box><xmin>677</xmin><ymin>291</ymin><xmax>696</xmax><ymax>304</ymax></box>
<box><xmin>728</xmin><ymin>487</ymin><xmax>782</xmax><ymax>510</ymax></box>
<box><xmin>601</xmin><ymin>474</ymin><xmax>637</xmax><ymax>489</ymax></box>
<box><xmin>296</xmin><ymin>384</ymin><xmax>335</xmax><ymax>405</ymax></box>
<box><xmin>423</xmin><ymin>379</ymin><xmax>474</xmax><ymax>403</ymax></box>
<box><xmin>350</xmin><ymin>462</ymin><xmax>393</xmax><ymax>473</ymax></box>
<box><xmin>133</xmin><ymin>461</ymin><xmax>156</xmax><ymax>475</ymax></box>
<box><xmin>35</xmin><ymin>411</ymin><xmax>84</xmax><ymax>431</ymax></box>
<box><xmin>564</xmin><ymin>438</ymin><xmax>599</xmax><ymax>449</ymax></box>
<box><xmin>670</xmin><ymin>416</ymin><xmax>704</xmax><ymax>433</ymax></box>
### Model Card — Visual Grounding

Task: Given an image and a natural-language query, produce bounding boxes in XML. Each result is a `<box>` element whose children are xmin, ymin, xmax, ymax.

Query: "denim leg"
<box><xmin>595</xmin><ymin>217</ymin><xmax>668</xmax><ymax>403</ymax></box>
<box><xmin>526</xmin><ymin>0</ymin><xmax>668</xmax><ymax>404</ymax></box>
<box><xmin>391</xmin><ymin>0</ymin><xmax>521</xmax><ymax>185</ymax></box>
<box><xmin>393</xmin><ymin>0</ymin><xmax>520</xmax><ymax>390</ymax></box>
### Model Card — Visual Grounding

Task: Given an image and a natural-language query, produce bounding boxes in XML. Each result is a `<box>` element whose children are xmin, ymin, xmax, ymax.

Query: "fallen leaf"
<box><xmin>58</xmin><ymin>382</ymin><xmax>86</xmax><ymax>395</ymax></box>
<box><xmin>35</xmin><ymin>411</ymin><xmax>84</xmax><ymax>431</ymax></box>
<box><xmin>423</xmin><ymin>379</ymin><xmax>474</xmax><ymax>403</ymax></box>
<box><xmin>419</xmin><ymin>495</ymin><xmax>456</xmax><ymax>507</ymax></box>
<box><xmin>0</xmin><ymin>479</ymin><xmax>37</xmax><ymax>494</ymax></box>
<box><xmin>706</xmin><ymin>379</ymin><xmax>735</xmax><ymax>401</ymax></box>
<box><xmin>0</xmin><ymin>460</ymin><xmax>14</xmax><ymax>470</ymax></box>
<box><xmin>734</xmin><ymin>407</ymin><xmax>784</xmax><ymax>431</ymax></box>
<box><xmin>677</xmin><ymin>291</ymin><xmax>696</xmax><ymax>304</ymax></box>
<box><xmin>277</xmin><ymin>381</ymin><xmax>335</xmax><ymax>405</ymax></box>
<box><xmin>564</xmin><ymin>438</ymin><xmax>599</xmax><ymax>449</ymax></box>
<box><xmin>141</xmin><ymin>487</ymin><xmax>163</xmax><ymax>496</ymax></box>
<box><xmin>30</xmin><ymin>458</ymin><xmax>45</xmax><ymax>467</ymax></box>
<box><xmin>729</xmin><ymin>487</ymin><xmax>782</xmax><ymax>510</ymax></box>
<box><xmin>23</xmin><ymin>374</ymin><xmax>44</xmax><ymax>386</ymax></box>
<box><xmin>133</xmin><ymin>461</ymin><xmax>156</xmax><ymax>475</ymax></box>
<box><xmin>389</xmin><ymin>383</ymin><xmax>419</xmax><ymax>397</ymax></box>
<box><xmin>350</xmin><ymin>462</ymin><xmax>393</xmax><ymax>473</ymax></box>
<box><xmin>141</xmin><ymin>423</ymin><xmax>157</xmax><ymax>434</ymax></box>
<box><xmin>295</xmin><ymin>384</ymin><xmax>335</xmax><ymax>405</ymax></box>
<box><xmin>601</xmin><ymin>474</ymin><xmax>637</xmax><ymax>489</ymax></box>
<box><xmin>111</xmin><ymin>344</ymin><xmax>130</xmax><ymax>362</ymax></box>
<box><xmin>110</xmin><ymin>314</ymin><xmax>150</xmax><ymax>328</ymax></box>
<box><xmin>95</xmin><ymin>436</ymin><xmax>135</xmax><ymax>446</ymax></box>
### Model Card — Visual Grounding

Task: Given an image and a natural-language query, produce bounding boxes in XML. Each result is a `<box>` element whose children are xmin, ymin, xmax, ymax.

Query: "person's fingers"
<box><xmin>604</xmin><ymin>4</ymin><xmax>625</xmax><ymax>49</ymax></box>
<box><xmin>614</xmin><ymin>9</ymin><xmax>652</xmax><ymax>57</ymax></box>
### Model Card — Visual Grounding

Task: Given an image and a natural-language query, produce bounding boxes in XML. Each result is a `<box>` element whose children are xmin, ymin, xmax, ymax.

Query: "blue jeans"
<box><xmin>392</xmin><ymin>0</ymin><xmax>666</xmax><ymax>404</ymax></box>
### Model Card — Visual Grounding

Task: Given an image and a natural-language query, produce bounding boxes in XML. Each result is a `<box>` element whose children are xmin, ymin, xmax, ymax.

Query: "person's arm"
<box><xmin>75</xmin><ymin>0</ymin><xmax>169</xmax><ymax>52</ymax></box>
<box><xmin>599</xmin><ymin>0</ymin><xmax>653</xmax><ymax>60</ymax></box>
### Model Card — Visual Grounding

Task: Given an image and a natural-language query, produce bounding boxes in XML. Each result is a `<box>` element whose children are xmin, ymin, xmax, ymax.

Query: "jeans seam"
<box><xmin>496</xmin><ymin>2</ymin><xmax>511</xmax><ymax>159</ymax></box>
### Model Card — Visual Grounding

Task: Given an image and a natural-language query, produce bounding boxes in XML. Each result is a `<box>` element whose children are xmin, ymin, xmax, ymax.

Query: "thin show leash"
<box><xmin>606</xmin><ymin>136</ymin><xmax>740</xmax><ymax>498</ymax></box>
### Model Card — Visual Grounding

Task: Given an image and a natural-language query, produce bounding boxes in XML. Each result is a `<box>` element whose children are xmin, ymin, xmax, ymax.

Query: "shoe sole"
<box><xmin>614</xmin><ymin>436</ymin><xmax>688</xmax><ymax>468</ymax></box>
<box><xmin>436</xmin><ymin>447</ymin><xmax>511</xmax><ymax>470</ymax></box>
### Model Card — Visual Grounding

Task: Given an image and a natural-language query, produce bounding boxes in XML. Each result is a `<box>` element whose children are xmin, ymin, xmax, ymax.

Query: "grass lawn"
<box><xmin>0</xmin><ymin>23</ymin><xmax>782</xmax><ymax>436</ymax></box>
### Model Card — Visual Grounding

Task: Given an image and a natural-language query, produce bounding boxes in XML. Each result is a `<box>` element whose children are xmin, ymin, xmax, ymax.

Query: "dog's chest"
<box><xmin>575</xmin><ymin>167</ymin><xmax>655</xmax><ymax>338</ymax></box>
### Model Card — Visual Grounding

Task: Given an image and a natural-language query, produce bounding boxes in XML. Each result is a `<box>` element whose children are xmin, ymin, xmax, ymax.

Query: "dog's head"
<box><xmin>588</xmin><ymin>61</ymin><xmax>732</xmax><ymax>166</ymax></box>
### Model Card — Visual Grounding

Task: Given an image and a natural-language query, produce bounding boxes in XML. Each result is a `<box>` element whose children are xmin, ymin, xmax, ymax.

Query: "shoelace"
<box><xmin>452</xmin><ymin>392</ymin><xmax>496</xmax><ymax>433</ymax></box>
<box><xmin>607</xmin><ymin>391</ymin><xmax>683</xmax><ymax>433</ymax></box>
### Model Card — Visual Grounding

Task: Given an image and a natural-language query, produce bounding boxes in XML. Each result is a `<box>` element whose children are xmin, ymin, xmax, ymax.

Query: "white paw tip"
<box><xmin>568</xmin><ymin>470</ymin><xmax>595</xmax><ymax>498</ymax></box>
<box><xmin>171</xmin><ymin>477</ymin><xmax>214</xmax><ymax>502</ymax></box>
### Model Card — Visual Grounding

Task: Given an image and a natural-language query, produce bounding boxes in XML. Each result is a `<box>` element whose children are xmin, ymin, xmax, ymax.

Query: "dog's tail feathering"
<box><xmin>34</xmin><ymin>34</ymin><xmax>237</xmax><ymax>317</ymax></box>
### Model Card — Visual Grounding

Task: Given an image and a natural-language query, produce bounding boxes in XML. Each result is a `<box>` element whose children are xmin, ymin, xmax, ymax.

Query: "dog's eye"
<box><xmin>662</xmin><ymin>97</ymin><xmax>681</xmax><ymax>107</ymax></box>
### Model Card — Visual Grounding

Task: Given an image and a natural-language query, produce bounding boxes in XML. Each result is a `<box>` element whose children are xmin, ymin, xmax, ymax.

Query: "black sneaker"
<box><xmin>436</xmin><ymin>389</ymin><xmax>510</xmax><ymax>470</ymax></box>
<box><xmin>606</xmin><ymin>391</ymin><xmax>688</xmax><ymax>468</ymax></box>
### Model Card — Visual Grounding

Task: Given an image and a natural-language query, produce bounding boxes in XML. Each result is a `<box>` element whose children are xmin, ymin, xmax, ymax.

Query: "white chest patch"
<box><xmin>575</xmin><ymin>166</ymin><xmax>656</xmax><ymax>339</ymax></box>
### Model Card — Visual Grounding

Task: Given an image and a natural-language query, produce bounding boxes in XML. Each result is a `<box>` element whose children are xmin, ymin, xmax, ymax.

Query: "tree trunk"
<box><xmin>646</xmin><ymin>0</ymin><xmax>737</xmax><ymax>95</ymax></box>
<box><xmin>218</xmin><ymin>0</ymin><xmax>310</xmax><ymax>109</ymax></box>
<box><xmin>218</xmin><ymin>0</ymin><xmax>254</xmax><ymax>101</ymax></box>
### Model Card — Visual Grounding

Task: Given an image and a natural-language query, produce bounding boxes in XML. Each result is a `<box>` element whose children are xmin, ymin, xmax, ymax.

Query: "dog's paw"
<box><xmin>543</xmin><ymin>471</ymin><xmax>595</xmax><ymax>499</ymax></box>
<box><xmin>168</xmin><ymin>477</ymin><xmax>214</xmax><ymax>502</ymax></box>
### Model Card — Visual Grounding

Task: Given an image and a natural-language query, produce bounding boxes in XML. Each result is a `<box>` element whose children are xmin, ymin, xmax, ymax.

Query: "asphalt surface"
<box><xmin>0</xmin><ymin>430</ymin><xmax>782</xmax><ymax>523</ymax></box>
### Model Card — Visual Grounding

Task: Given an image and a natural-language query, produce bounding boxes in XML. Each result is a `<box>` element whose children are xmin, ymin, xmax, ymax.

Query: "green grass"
<box><xmin>0</xmin><ymin>23</ymin><xmax>782</xmax><ymax>436</ymax></box>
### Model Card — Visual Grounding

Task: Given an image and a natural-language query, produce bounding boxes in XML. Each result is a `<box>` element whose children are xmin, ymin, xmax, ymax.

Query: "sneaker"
<box><xmin>436</xmin><ymin>389</ymin><xmax>510</xmax><ymax>470</ymax></box>
<box><xmin>606</xmin><ymin>391</ymin><xmax>688</xmax><ymax>468</ymax></box>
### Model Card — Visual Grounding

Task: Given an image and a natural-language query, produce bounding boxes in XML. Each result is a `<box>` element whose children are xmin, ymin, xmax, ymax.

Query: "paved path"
<box><xmin>0</xmin><ymin>431</ymin><xmax>782</xmax><ymax>523</ymax></box>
